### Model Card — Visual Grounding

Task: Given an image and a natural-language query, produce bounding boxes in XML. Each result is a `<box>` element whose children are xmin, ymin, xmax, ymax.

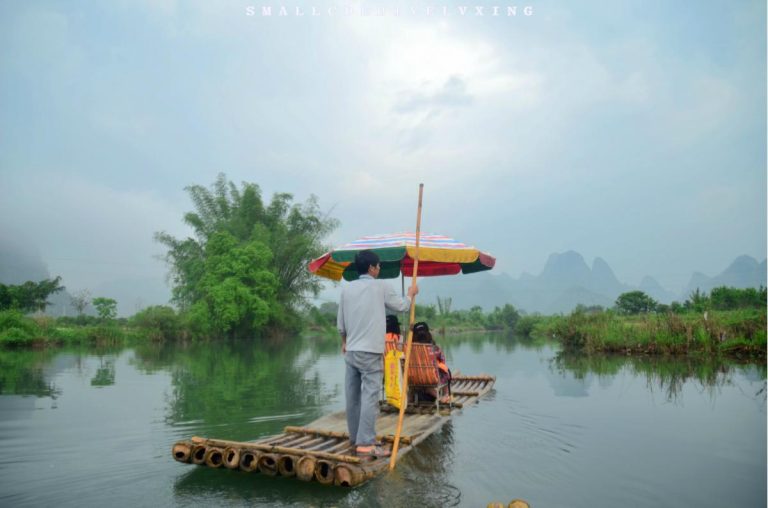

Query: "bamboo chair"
<box><xmin>383</xmin><ymin>340</ymin><xmax>448</xmax><ymax>410</ymax></box>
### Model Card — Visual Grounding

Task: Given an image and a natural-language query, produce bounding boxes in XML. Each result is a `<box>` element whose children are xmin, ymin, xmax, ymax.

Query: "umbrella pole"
<box><xmin>389</xmin><ymin>183</ymin><xmax>424</xmax><ymax>471</ymax></box>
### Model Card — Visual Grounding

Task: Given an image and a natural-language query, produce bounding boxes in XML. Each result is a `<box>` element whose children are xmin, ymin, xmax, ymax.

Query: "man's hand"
<box><xmin>407</xmin><ymin>284</ymin><xmax>419</xmax><ymax>298</ymax></box>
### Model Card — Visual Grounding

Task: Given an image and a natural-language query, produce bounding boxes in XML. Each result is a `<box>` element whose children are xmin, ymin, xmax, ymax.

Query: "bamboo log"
<box><xmin>172</xmin><ymin>441</ymin><xmax>192</xmax><ymax>463</ymax></box>
<box><xmin>277</xmin><ymin>454</ymin><xmax>298</xmax><ymax>477</ymax></box>
<box><xmin>283</xmin><ymin>426</ymin><xmax>412</xmax><ymax>445</ymax></box>
<box><xmin>325</xmin><ymin>440</ymin><xmax>353</xmax><ymax>454</ymax></box>
<box><xmin>451</xmin><ymin>391</ymin><xmax>480</xmax><ymax>397</ymax></box>
<box><xmin>223</xmin><ymin>447</ymin><xmax>240</xmax><ymax>469</ymax></box>
<box><xmin>452</xmin><ymin>375</ymin><xmax>495</xmax><ymax>381</ymax></box>
<box><xmin>239</xmin><ymin>450</ymin><xmax>261</xmax><ymax>472</ymax></box>
<box><xmin>314</xmin><ymin>459</ymin><xmax>335</xmax><ymax>485</ymax></box>
<box><xmin>334</xmin><ymin>463</ymin><xmax>365</xmax><ymax>487</ymax></box>
<box><xmin>191</xmin><ymin>436</ymin><xmax>361</xmax><ymax>464</ymax></box>
<box><xmin>204</xmin><ymin>447</ymin><xmax>225</xmax><ymax>468</ymax></box>
<box><xmin>191</xmin><ymin>444</ymin><xmax>207</xmax><ymax>465</ymax></box>
<box><xmin>296</xmin><ymin>455</ymin><xmax>316</xmax><ymax>482</ymax></box>
<box><xmin>258</xmin><ymin>453</ymin><xmax>279</xmax><ymax>476</ymax></box>
<box><xmin>390</xmin><ymin>183</ymin><xmax>424</xmax><ymax>471</ymax></box>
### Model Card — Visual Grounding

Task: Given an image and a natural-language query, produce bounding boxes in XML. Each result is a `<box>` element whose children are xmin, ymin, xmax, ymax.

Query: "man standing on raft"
<box><xmin>337</xmin><ymin>250</ymin><xmax>418</xmax><ymax>458</ymax></box>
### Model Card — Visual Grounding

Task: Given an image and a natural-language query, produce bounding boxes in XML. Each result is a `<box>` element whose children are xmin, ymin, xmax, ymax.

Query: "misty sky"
<box><xmin>1</xmin><ymin>0</ymin><xmax>765</xmax><ymax>307</ymax></box>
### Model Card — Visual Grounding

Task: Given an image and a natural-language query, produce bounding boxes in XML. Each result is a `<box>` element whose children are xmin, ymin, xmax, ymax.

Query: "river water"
<box><xmin>0</xmin><ymin>333</ymin><xmax>765</xmax><ymax>507</ymax></box>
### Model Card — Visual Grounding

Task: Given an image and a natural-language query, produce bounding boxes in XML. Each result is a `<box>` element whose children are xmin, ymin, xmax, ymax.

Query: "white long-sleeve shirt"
<box><xmin>337</xmin><ymin>274</ymin><xmax>412</xmax><ymax>354</ymax></box>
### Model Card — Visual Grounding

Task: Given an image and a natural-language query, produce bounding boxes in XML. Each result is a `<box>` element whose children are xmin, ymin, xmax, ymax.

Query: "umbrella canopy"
<box><xmin>308</xmin><ymin>233</ymin><xmax>496</xmax><ymax>281</ymax></box>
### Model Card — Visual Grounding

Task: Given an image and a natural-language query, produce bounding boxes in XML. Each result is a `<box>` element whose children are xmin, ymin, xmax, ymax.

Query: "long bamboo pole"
<box><xmin>389</xmin><ymin>183</ymin><xmax>424</xmax><ymax>471</ymax></box>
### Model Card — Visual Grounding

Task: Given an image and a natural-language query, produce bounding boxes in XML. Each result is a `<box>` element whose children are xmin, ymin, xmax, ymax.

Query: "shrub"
<box><xmin>131</xmin><ymin>306</ymin><xmax>183</xmax><ymax>341</ymax></box>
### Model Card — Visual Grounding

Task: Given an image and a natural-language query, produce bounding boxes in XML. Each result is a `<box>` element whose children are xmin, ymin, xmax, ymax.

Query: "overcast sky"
<box><xmin>1</xmin><ymin>0</ymin><xmax>765</xmax><ymax>305</ymax></box>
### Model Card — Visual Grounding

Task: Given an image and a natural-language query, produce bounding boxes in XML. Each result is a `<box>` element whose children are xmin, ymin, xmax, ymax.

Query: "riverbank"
<box><xmin>3</xmin><ymin>304</ymin><xmax>765</xmax><ymax>360</ymax></box>
<box><xmin>0</xmin><ymin>310</ymin><xmax>172</xmax><ymax>349</ymax></box>
<box><xmin>535</xmin><ymin>308</ymin><xmax>766</xmax><ymax>358</ymax></box>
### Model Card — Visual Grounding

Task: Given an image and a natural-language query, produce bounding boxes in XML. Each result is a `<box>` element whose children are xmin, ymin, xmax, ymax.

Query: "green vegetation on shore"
<box><xmin>304</xmin><ymin>287</ymin><xmax>766</xmax><ymax>359</ymax></box>
<box><xmin>0</xmin><ymin>174</ymin><xmax>763</xmax><ymax>359</ymax></box>
<box><xmin>534</xmin><ymin>286</ymin><xmax>766</xmax><ymax>358</ymax></box>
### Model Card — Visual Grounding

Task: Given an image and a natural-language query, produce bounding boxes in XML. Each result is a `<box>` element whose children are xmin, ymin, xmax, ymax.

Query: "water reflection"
<box><xmin>130</xmin><ymin>337</ymin><xmax>337</xmax><ymax>440</ymax></box>
<box><xmin>551</xmin><ymin>352</ymin><xmax>767</xmax><ymax>404</ymax></box>
<box><xmin>0</xmin><ymin>349</ymin><xmax>61</xmax><ymax>398</ymax></box>
<box><xmin>0</xmin><ymin>333</ymin><xmax>764</xmax><ymax>508</ymax></box>
<box><xmin>90</xmin><ymin>357</ymin><xmax>116</xmax><ymax>387</ymax></box>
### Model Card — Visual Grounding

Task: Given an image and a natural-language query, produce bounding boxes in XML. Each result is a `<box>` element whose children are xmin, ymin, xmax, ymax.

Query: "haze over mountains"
<box><xmin>1</xmin><ymin>238</ymin><xmax>765</xmax><ymax>316</ymax></box>
<box><xmin>418</xmin><ymin>251</ymin><xmax>767</xmax><ymax>314</ymax></box>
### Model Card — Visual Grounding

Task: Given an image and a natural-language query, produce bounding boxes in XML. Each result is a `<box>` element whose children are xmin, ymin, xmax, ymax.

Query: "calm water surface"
<box><xmin>0</xmin><ymin>334</ymin><xmax>765</xmax><ymax>507</ymax></box>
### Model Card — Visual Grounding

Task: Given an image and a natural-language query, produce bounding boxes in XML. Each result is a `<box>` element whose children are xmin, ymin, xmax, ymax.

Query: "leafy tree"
<box><xmin>710</xmin><ymin>286</ymin><xmax>767</xmax><ymax>310</ymax></box>
<box><xmin>155</xmin><ymin>174</ymin><xmax>338</xmax><ymax>336</ymax></box>
<box><xmin>573</xmin><ymin>304</ymin><xmax>604</xmax><ymax>314</ymax></box>
<box><xmin>131</xmin><ymin>305</ymin><xmax>183</xmax><ymax>341</ymax></box>
<box><xmin>684</xmin><ymin>288</ymin><xmax>710</xmax><ymax>312</ymax></box>
<box><xmin>487</xmin><ymin>303</ymin><xmax>521</xmax><ymax>329</ymax></box>
<box><xmin>417</xmin><ymin>304</ymin><xmax>437</xmax><ymax>321</ymax></box>
<box><xmin>615</xmin><ymin>291</ymin><xmax>657</xmax><ymax>315</ymax></box>
<box><xmin>92</xmin><ymin>297</ymin><xmax>118</xmax><ymax>320</ymax></box>
<box><xmin>186</xmin><ymin>232</ymin><xmax>279</xmax><ymax>338</ymax></box>
<box><xmin>0</xmin><ymin>277</ymin><xmax>64</xmax><ymax>313</ymax></box>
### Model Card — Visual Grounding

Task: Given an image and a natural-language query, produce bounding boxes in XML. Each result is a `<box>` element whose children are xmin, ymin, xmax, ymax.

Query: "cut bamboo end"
<box><xmin>333</xmin><ymin>463</ymin><xmax>364</xmax><ymax>487</ymax></box>
<box><xmin>172</xmin><ymin>442</ymin><xmax>192</xmax><ymax>463</ymax></box>
<box><xmin>277</xmin><ymin>454</ymin><xmax>298</xmax><ymax>477</ymax></box>
<box><xmin>296</xmin><ymin>455</ymin><xmax>317</xmax><ymax>482</ymax></box>
<box><xmin>204</xmin><ymin>447</ymin><xmax>225</xmax><ymax>468</ymax></box>
<box><xmin>314</xmin><ymin>459</ymin><xmax>335</xmax><ymax>485</ymax></box>
<box><xmin>191</xmin><ymin>444</ymin><xmax>207</xmax><ymax>465</ymax></box>
<box><xmin>239</xmin><ymin>450</ymin><xmax>261</xmax><ymax>472</ymax></box>
<box><xmin>223</xmin><ymin>447</ymin><xmax>241</xmax><ymax>469</ymax></box>
<box><xmin>258</xmin><ymin>453</ymin><xmax>279</xmax><ymax>476</ymax></box>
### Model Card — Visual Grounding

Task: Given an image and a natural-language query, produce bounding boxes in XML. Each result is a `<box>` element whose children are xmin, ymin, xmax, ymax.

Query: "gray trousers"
<box><xmin>344</xmin><ymin>350</ymin><xmax>383</xmax><ymax>446</ymax></box>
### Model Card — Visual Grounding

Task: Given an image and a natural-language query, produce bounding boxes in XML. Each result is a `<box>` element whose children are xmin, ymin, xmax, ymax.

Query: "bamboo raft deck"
<box><xmin>171</xmin><ymin>374</ymin><xmax>495</xmax><ymax>487</ymax></box>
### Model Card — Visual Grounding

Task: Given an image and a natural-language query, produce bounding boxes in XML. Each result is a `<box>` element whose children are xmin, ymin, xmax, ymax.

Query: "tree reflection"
<box><xmin>0</xmin><ymin>349</ymin><xmax>60</xmax><ymax>397</ymax></box>
<box><xmin>551</xmin><ymin>352</ymin><xmax>767</xmax><ymax>403</ymax></box>
<box><xmin>90</xmin><ymin>357</ymin><xmax>116</xmax><ymax>387</ymax></box>
<box><xmin>132</xmin><ymin>336</ymin><xmax>335</xmax><ymax>440</ymax></box>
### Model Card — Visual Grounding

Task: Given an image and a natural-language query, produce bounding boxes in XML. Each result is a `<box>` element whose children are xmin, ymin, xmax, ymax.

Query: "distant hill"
<box><xmin>682</xmin><ymin>256</ymin><xmax>767</xmax><ymax>297</ymax></box>
<box><xmin>417</xmin><ymin>252</ymin><xmax>767</xmax><ymax>315</ymax></box>
<box><xmin>3</xmin><ymin>235</ymin><xmax>765</xmax><ymax>317</ymax></box>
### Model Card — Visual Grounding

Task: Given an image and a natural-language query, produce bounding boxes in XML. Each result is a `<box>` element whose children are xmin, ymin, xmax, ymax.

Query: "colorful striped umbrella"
<box><xmin>308</xmin><ymin>232</ymin><xmax>496</xmax><ymax>281</ymax></box>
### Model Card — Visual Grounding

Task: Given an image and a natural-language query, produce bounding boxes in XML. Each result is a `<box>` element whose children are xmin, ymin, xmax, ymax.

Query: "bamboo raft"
<box><xmin>171</xmin><ymin>374</ymin><xmax>495</xmax><ymax>487</ymax></box>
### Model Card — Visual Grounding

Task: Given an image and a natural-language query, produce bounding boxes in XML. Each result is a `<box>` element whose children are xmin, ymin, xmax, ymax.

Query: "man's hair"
<box><xmin>354</xmin><ymin>250</ymin><xmax>380</xmax><ymax>275</ymax></box>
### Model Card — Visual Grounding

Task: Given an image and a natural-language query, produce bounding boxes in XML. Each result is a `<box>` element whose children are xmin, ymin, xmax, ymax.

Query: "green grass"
<box><xmin>540</xmin><ymin>309</ymin><xmax>766</xmax><ymax>357</ymax></box>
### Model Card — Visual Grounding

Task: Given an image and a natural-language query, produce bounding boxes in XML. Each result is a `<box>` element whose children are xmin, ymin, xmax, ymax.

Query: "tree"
<box><xmin>684</xmin><ymin>288</ymin><xmax>710</xmax><ymax>312</ymax></box>
<box><xmin>615</xmin><ymin>291</ymin><xmax>657</xmax><ymax>315</ymax></box>
<box><xmin>710</xmin><ymin>286</ymin><xmax>767</xmax><ymax>310</ymax></box>
<box><xmin>487</xmin><ymin>303</ymin><xmax>521</xmax><ymax>329</ymax></box>
<box><xmin>92</xmin><ymin>297</ymin><xmax>118</xmax><ymax>320</ymax></box>
<box><xmin>155</xmin><ymin>174</ymin><xmax>338</xmax><ymax>336</ymax></box>
<box><xmin>0</xmin><ymin>277</ymin><xmax>64</xmax><ymax>313</ymax></box>
<box><xmin>436</xmin><ymin>296</ymin><xmax>452</xmax><ymax>316</ymax></box>
<box><xmin>70</xmin><ymin>289</ymin><xmax>91</xmax><ymax>316</ymax></box>
<box><xmin>417</xmin><ymin>304</ymin><xmax>436</xmax><ymax>321</ymax></box>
